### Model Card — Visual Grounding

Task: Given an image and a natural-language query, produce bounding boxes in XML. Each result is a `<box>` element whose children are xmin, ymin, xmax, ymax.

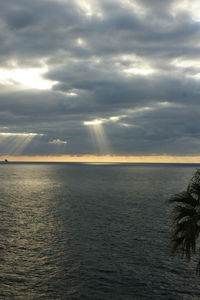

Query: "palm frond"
<box><xmin>172</xmin><ymin>205</ymin><xmax>197</xmax><ymax>223</ymax></box>
<box><xmin>169</xmin><ymin>191</ymin><xmax>198</xmax><ymax>207</ymax></box>
<box><xmin>169</xmin><ymin>169</ymin><xmax>200</xmax><ymax>273</ymax></box>
<box><xmin>196</xmin><ymin>262</ymin><xmax>200</xmax><ymax>275</ymax></box>
<box><xmin>196</xmin><ymin>251</ymin><xmax>200</xmax><ymax>275</ymax></box>
<box><xmin>171</xmin><ymin>223</ymin><xmax>197</xmax><ymax>260</ymax></box>
<box><xmin>171</xmin><ymin>205</ymin><xmax>200</xmax><ymax>260</ymax></box>
<box><xmin>188</xmin><ymin>169</ymin><xmax>200</xmax><ymax>198</ymax></box>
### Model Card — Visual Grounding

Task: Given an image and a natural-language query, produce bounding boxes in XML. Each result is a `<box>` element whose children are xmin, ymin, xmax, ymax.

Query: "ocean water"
<box><xmin>0</xmin><ymin>163</ymin><xmax>200</xmax><ymax>300</ymax></box>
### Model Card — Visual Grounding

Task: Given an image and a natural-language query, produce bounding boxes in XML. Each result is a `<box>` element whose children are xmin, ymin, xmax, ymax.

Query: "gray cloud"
<box><xmin>0</xmin><ymin>0</ymin><xmax>200</xmax><ymax>156</ymax></box>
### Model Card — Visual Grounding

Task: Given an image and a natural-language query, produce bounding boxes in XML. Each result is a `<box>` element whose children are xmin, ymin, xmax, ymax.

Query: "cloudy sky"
<box><xmin>0</xmin><ymin>0</ymin><xmax>200</xmax><ymax>160</ymax></box>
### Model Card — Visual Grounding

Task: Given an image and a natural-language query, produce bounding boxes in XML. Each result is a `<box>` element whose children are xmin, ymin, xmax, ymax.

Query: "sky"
<box><xmin>0</xmin><ymin>0</ymin><xmax>200</xmax><ymax>162</ymax></box>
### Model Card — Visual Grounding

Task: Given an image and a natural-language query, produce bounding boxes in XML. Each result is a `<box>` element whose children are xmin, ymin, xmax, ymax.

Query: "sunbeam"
<box><xmin>0</xmin><ymin>132</ymin><xmax>44</xmax><ymax>155</ymax></box>
<box><xmin>83</xmin><ymin>119</ymin><xmax>110</xmax><ymax>154</ymax></box>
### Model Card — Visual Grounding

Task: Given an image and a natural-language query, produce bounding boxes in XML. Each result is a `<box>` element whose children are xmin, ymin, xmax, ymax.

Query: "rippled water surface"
<box><xmin>1</xmin><ymin>163</ymin><xmax>200</xmax><ymax>299</ymax></box>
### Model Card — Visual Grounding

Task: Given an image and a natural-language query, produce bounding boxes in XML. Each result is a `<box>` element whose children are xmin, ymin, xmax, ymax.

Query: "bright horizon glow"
<box><xmin>2</xmin><ymin>155</ymin><xmax>200</xmax><ymax>163</ymax></box>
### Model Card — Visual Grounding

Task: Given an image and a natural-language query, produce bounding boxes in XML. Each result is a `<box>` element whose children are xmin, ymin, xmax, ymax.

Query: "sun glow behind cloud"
<box><xmin>83</xmin><ymin>119</ymin><xmax>105</xmax><ymax>126</ymax></box>
<box><xmin>171</xmin><ymin>1</ymin><xmax>200</xmax><ymax>20</ymax></box>
<box><xmin>115</xmin><ymin>54</ymin><xmax>156</xmax><ymax>77</ymax></box>
<box><xmin>123</xmin><ymin>67</ymin><xmax>155</xmax><ymax>76</ymax></box>
<box><xmin>0</xmin><ymin>66</ymin><xmax>57</xmax><ymax>90</ymax></box>
<box><xmin>83</xmin><ymin>114</ymin><xmax>127</xmax><ymax>127</ymax></box>
<box><xmin>120</xmin><ymin>0</ymin><xmax>146</xmax><ymax>16</ymax></box>
<box><xmin>0</xmin><ymin>132</ymin><xmax>44</xmax><ymax>136</ymax></box>
<box><xmin>75</xmin><ymin>0</ymin><xmax>102</xmax><ymax>17</ymax></box>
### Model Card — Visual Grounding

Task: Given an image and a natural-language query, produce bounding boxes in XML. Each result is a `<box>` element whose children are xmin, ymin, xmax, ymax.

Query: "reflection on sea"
<box><xmin>0</xmin><ymin>166</ymin><xmax>82</xmax><ymax>299</ymax></box>
<box><xmin>0</xmin><ymin>164</ymin><xmax>200</xmax><ymax>299</ymax></box>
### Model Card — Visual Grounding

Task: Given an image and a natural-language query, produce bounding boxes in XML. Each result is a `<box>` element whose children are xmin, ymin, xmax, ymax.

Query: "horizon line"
<box><xmin>1</xmin><ymin>154</ymin><xmax>200</xmax><ymax>164</ymax></box>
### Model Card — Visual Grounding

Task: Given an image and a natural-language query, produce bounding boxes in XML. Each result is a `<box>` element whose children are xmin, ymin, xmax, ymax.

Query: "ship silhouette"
<box><xmin>0</xmin><ymin>159</ymin><xmax>8</xmax><ymax>164</ymax></box>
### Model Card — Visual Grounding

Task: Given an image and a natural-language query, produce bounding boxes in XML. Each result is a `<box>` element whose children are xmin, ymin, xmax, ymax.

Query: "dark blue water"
<box><xmin>1</xmin><ymin>163</ymin><xmax>200</xmax><ymax>299</ymax></box>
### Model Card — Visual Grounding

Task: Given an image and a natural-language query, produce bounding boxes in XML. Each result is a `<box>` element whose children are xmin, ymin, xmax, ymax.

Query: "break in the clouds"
<box><xmin>0</xmin><ymin>0</ymin><xmax>200</xmax><ymax>156</ymax></box>
<box><xmin>49</xmin><ymin>139</ymin><xmax>67</xmax><ymax>145</ymax></box>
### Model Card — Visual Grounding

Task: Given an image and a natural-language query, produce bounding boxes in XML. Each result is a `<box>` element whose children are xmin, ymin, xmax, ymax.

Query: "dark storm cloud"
<box><xmin>0</xmin><ymin>0</ymin><xmax>200</xmax><ymax>155</ymax></box>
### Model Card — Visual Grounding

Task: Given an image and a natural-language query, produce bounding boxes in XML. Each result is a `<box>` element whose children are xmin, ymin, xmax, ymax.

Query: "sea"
<box><xmin>1</xmin><ymin>163</ymin><xmax>200</xmax><ymax>300</ymax></box>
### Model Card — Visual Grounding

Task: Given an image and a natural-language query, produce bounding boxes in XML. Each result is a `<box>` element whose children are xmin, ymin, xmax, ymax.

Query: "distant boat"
<box><xmin>0</xmin><ymin>159</ymin><xmax>8</xmax><ymax>164</ymax></box>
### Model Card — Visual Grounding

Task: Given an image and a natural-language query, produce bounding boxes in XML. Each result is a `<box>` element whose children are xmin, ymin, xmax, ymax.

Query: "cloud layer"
<box><xmin>0</xmin><ymin>0</ymin><xmax>200</xmax><ymax>156</ymax></box>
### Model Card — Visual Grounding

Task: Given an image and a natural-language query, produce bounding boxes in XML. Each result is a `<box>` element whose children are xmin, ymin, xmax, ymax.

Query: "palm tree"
<box><xmin>169</xmin><ymin>169</ymin><xmax>200</xmax><ymax>273</ymax></box>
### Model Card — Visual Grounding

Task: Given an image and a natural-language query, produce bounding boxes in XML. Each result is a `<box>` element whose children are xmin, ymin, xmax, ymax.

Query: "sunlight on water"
<box><xmin>0</xmin><ymin>164</ymin><xmax>200</xmax><ymax>299</ymax></box>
